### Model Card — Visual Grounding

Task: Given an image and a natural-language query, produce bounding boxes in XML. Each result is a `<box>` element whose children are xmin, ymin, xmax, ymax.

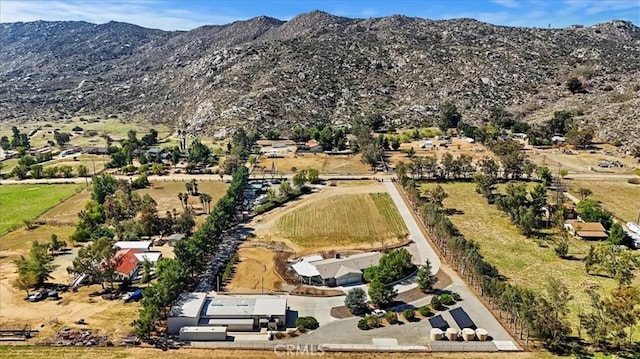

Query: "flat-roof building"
<box><xmin>168</xmin><ymin>292</ymin><xmax>287</xmax><ymax>334</ymax></box>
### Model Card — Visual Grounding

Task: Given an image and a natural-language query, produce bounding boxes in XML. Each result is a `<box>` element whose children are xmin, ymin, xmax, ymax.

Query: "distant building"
<box><xmin>564</xmin><ymin>220</ymin><xmax>608</xmax><ymax>240</ymax></box>
<box><xmin>114</xmin><ymin>241</ymin><xmax>152</xmax><ymax>252</ymax></box>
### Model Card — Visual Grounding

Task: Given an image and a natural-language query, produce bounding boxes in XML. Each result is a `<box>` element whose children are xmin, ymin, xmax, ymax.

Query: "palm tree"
<box><xmin>191</xmin><ymin>179</ymin><xmax>199</xmax><ymax>196</ymax></box>
<box><xmin>177</xmin><ymin>192</ymin><xmax>186</xmax><ymax>211</ymax></box>
<box><xmin>199</xmin><ymin>194</ymin><xmax>207</xmax><ymax>214</ymax></box>
<box><xmin>185</xmin><ymin>182</ymin><xmax>193</xmax><ymax>196</ymax></box>
<box><xmin>202</xmin><ymin>193</ymin><xmax>212</xmax><ymax>213</ymax></box>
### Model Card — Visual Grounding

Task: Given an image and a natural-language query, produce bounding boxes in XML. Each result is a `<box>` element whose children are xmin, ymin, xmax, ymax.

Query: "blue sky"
<box><xmin>0</xmin><ymin>0</ymin><xmax>638</xmax><ymax>30</ymax></box>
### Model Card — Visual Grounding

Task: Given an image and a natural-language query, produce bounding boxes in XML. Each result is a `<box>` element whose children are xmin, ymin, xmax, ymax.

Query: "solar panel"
<box><xmin>428</xmin><ymin>315</ymin><xmax>449</xmax><ymax>330</ymax></box>
<box><xmin>449</xmin><ymin>307</ymin><xmax>476</xmax><ymax>329</ymax></box>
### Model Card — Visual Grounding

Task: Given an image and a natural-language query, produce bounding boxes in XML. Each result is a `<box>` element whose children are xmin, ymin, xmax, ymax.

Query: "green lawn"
<box><xmin>0</xmin><ymin>184</ymin><xmax>83</xmax><ymax>235</ymax></box>
<box><xmin>424</xmin><ymin>182</ymin><xmax>639</xmax><ymax>333</ymax></box>
<box><xmin>276</xmin><ymin>193</ymin><xmax>408</xmax><ymax>247</ymax></box>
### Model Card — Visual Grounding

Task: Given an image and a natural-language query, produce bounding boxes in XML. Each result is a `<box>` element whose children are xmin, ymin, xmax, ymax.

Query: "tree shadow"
<box><xmin>443</xmin><ymin>208</ymin><xmax>464</xmax><ymax>216</ymax></box>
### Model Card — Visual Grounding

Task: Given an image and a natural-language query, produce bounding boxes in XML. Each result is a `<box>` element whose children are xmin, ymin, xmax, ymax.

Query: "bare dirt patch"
<box><xmin>136</xmin><ymin>181</ymin><xmax>228</xmax><ymax>215</ymax></box>
<box><xmin>225</xmin><ymin>247</ymin><xmax>283</xmax><ymax>293</ymax></box>
<box><xmin>330</xmin><ymin>305</ymin><xmax>354</xmax><ymax>319</ymax></box>
<box><xmin>39</xmin><ymin>188</ymin><xmax>91</xmax><ymax>224</ymax></box>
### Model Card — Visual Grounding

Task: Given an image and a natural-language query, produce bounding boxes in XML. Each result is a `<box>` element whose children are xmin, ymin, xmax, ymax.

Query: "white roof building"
<box><xmin>133</xmin><ymin>251</ymin><xmax>162</xmax><ymax>264</ymax></box>
<box><xmin>114</xmin><ymin>241</ymin><xmax>152</xmax><ymax>251</ymax></box>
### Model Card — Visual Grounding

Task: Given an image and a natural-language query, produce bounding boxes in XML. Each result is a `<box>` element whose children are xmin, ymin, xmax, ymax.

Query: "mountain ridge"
<box><xmin>0</xmin><ymin>12</ymin><xmax>638</xmax><ymax>148</ymax></box>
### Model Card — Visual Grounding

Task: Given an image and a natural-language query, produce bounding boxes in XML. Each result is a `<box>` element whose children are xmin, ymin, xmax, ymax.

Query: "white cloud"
<box><xmin>492</xmin><ymin>0</ymin><xmax>520</xmax><ymax>9</ymax></box>
<box><xmin>0</xmin><ymin>0</ymin><xmax>244</xmax><ymax>30</ymax></box>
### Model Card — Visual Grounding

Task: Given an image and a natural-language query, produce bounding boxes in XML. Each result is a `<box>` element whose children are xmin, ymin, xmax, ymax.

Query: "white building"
<box><xmin>291</xmin><ymin>252</ymin><xmax>382</xmax><ymax>287</ymax></box>
<box><xmin>114</xmin><ymin>241</ymin><xmax>152</xmax><ymax>252</ymax></box>
<box><xmin>168</xmin><ymin>292</ymin><xmax>287</xmax><ymax>334</ymax></box>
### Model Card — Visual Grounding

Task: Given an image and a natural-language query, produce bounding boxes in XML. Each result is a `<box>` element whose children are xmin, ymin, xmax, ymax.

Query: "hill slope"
<box><xmin>0</xmin><ymin>12</ymin><xmax>638</xmax><ymax>147</ymax></box>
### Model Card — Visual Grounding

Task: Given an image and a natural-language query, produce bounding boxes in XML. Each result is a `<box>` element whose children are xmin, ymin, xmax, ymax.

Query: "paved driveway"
<box><xmin>384</xmin><ymin>181</ymin><xmax>441</xmax><ymax>274</ymax></box>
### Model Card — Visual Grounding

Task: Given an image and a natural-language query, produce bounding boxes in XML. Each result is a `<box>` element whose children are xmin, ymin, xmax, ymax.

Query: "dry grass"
<box><xmin>0</xmin><ymin>347</ymin><xmax>561</xmax><ymax>359</ymax></box>
<box><xmin>136</xmin><ymin>181</ymin><xmax>228</xmax><ymax>215</ymax></box>
<box><xmin>525</xmin><ymin>147</ymin><xmax>638</xmax><ymax>174</ymax></box>
<box><xmin>39</xmin><ymin>188</ymin><xmax>92</xmax><ymax>224</ymax></box>
<box><xmin>386</xmin><ymin>138</ymin><xmax>493</xmax><ymax>169</ymax></box>
<box><xmin>275</xmin><ymin>193</ymin><xmax>407</xmax><ymax>247</ymax></box>
<box><xmin>435</xmin><ymin>182</ymin><xmax>639</xmax><ymax>333</ymax></box>
<box><xmin>0</xmin><ymin>225</ymin><xmax>75</xmax><ymax>261</ymax></box>
<box><xmin>255</xmin><ymin>153</ymin><xmax>372</xmax><ymax>174</ymax></box>
<box><xmin>567</xmin><ymin>179</ymin><xmax>640</xmax><ymax>223</ymax></box>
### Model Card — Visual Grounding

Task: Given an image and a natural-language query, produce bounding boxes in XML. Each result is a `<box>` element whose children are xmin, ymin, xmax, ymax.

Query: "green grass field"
<box><xmin>567</xmin><ymin>179</ymin><xmax>640</xmax><ymax>223</ymax></box>
<box><xmin>275</xmin><ymin>193</ymin><xmax>408</xmax><ymax>247</ymax></box>
<box><xmin>427</xmin><ymin>182</ymin><xmax>639</xmax><ymax>332</ymax></box>
<box><xmin>0</xmin><ymin>184</ymin><xmax>83</xmax><ymax>235</ymax></box>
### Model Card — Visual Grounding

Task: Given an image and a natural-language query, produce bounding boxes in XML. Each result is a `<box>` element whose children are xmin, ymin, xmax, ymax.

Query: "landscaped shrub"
<box><xmin>451</xmin><ymin>292</ymin><xmax>462</xmax><ymax>301</ymax></box>
<box><xmin>384</xmin><ymin>311</ymin><xmax>398</xmax><ymax>324</ymax></box>
<box><xmin>431</xmin><ymin>296</ymin><xmax>445</xmax><ymax>311</ymax></box>
<box><xmin>357</xmin><ymin>318</ymin><xmax>369</xmax><ymax>330</ymax></box>
<box><xmin>365</xmin><ymin>314</ymin><xmax>380</xmax><ymax>329</ymax></box>
<box><xmin>439</xmin><ymin>294</ymin><xmax>455</xmax><ymax>305</ymax></box>
<box><xmin>402</xmin><ymin>308</ymin><xmax>416</xmax><ymax>321</ymax></box>
<box><xmin>295</xmin><ymin>316</ymin><xmax>319</xmax><ymax>330</ymax></box>
<box><xmin>418</xmin><ymin>305</ymin><xmax>432</xmax><ymax>317</ymax></box>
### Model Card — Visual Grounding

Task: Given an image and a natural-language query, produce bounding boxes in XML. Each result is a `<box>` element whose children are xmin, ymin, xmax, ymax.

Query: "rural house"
<box><xmin>564</xmin><ymin>220</ymin><xmax>608</xmax><ymax>240</ymax></box>
<box><xmin>291</xmin><ymin>252</ymin><xmax>382</xmax><ymax>287</ymax></box>
<box><xmin>113</xmin><ymin>249</ymin><xmax>141</xmax><ymax>281</ymax></box>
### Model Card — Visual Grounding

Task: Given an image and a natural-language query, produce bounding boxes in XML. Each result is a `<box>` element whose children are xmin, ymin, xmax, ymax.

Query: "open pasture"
<box><xmin>567</xmin><ymin>179</ymin><xmax>640</xmax><ymax>223</ymax></box>
<box><xmin>431</xmin><ymin>182</ymin><xmax>638</xmax><ymax>330</ymax></box>
<box><xmin>275</xmin><ymin>193</ymin><xmax>407</xmax><ymax>247</ymax></box>
<box><xmin>0</xmin><ymin>184</ymin><xmax>83</xmax><ymax>235</ymax></box>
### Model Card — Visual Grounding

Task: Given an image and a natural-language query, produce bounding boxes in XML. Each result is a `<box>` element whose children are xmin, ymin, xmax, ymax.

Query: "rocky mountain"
<box><xmin>1</xmin><ymin>12</ymin><xmax>639</xmax><ymax>147</ymax></box>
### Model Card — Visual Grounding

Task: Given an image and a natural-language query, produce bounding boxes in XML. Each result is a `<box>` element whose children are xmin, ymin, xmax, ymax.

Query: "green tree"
<box><xmin>141</xmin><ymin>260</ymin><xmax>152</xmax><ymax>284</ymax></box>
<box><xmin>77</xmin><ymin>164</ymin><xmax>89</xmax><ymax>177</ymax></box>
<box><xmin>14</xmin><ymin>241</ymin><xmax>58</xmax><ymax>286</ymax></box>
<box><xmin>424</xmin><ymin>185</ymin><xmax>448</xmax><ymax>208</ymax></box>
<box><xmin>566</xmin><ymin>128</ymin><xmax>594</xmax><ymax>149</ymax></box>
<box><xmin>438</xmin><ymin>102</ymin><xmax>461</xmax><ymax>131</ymax></box>
<box><xmin>344</xmin><ymin>288</ymin><xmax>368</xmax><ymax>316</ymax></box>
<box><xmin>279</xmin><ymin>181</ymin><xmax>293</xmax><ymax>196</ymax></box>
<box><xmin>292</xmin><ymin>170</ymin><xmax>308</xmax><ymax>189</ymax></box>
<box><xmin>48</xmin><ymin>233</ymin><xmax>66</xmax><ymax>255</ymax></box>
<box><xmin>306</xmin><ymin>168</ymin><xmax>320</xmax><ymax>184</ymax></box>
<box><xmin>264</xmin><ymin>129</ymin><xmax>280</xmax><ymax>140</ymax></box>
<box><xmin>536</xmin><ymin>166</ymin><xmax>553</xmax><ymax>186</ymax></box>
<box><xmin>92</xmin><ymin>174</ymin><xmax>118</xmax><ymax>204</ymax></box>
<box><xmin>54</xmin><ymin>132</ymin><xmax>71</xmax><ymax>146</ymax></box>
<box><xmin>577</xmin><ymin>187</ymin><xmax>592</xmax><ymax>200</ymax></box>
<box><xmin>416</xmin><ymin>260</ymin><xmax>438</xmax><ymax>293</ymax></box>
<box><xmin>532</xmin><ymin>277</ymin><xmax>573</xmax><ymax>349</ymax></box>
<box><xmin>576</xmin><ymin>199</ymin><xmax>613</xmax><ymax>229</ymax></box>
<box><xmin>607</xmin><ymin>223</ymin><xmax>628</xmax><ymax>245</ymax></box>
<box><xmin>368</xmin><ymin>279</ymin><xmax>397</xmax><ymax>308</ymax></box>
<box><xmin>30</xmin><ymin>164</ymin><xmax>43</xmax><ymax>179</ymax></box>
<box><xmin>361</xmin><ymin>143</ymin><xmax>383</xmax><ymax>170</ymax></box>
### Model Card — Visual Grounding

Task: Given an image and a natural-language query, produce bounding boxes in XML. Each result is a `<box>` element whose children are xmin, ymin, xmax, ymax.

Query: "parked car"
<box><xmin>28</xmin><ymin>291</ymin><xmax>44</xmax><ymax>302</ymax></box>
<box><xmin>372</xmin><ymin>309</ymin><xmax>386</xmax><ymax>318</ymax></box>
<box><xmin>47</xmin><ymin>290</ymin><xmax>60</xmax><ymax>300</ymax></box>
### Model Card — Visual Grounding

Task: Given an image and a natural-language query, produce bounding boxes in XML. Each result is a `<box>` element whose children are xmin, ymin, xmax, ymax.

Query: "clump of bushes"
<box><xmin>439</xmin><ymin>294</ymin><xmax>455</xmax><ymax>306</ymax></box>
<box><xmin>418</xmin><ymin>305</ymin><xmax>432</xmax><ymax>317</ymax></box>
<box><xmin>403</xmin><ymin>308</ymin><xmax>416</xmax><ymax>321</ymax></box>
<box><xmin>431</xmin><ymin>296</ymin><xmax>445</xmax><ymax>311</ymax></box>
<box><xmin>295</xmin><ymin>316</ymin><xmax>319</xmax><ymax>330</ymax></box>
<box><xmin>357</xmin><ymin>314</ymin><xmax>381</xmax><ymax>330</ymax></box>
<box><xmin>384</xmin><ymin>311</ymin><xmax>398</xmax><ymax>324</ymax></box>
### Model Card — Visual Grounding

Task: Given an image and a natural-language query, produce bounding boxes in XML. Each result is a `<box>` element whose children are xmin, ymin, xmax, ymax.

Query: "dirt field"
<box><xmin>225</xmin><ymin>247</ymin><xmax>283</xmax><ymax>293</ymax></box>
<box><xmin>525</xmin><ymin>145</ymin><xmax>638</xmax><ymax>174</ymax></box>
<box><xmin>255</xmin><ymin>153</ymin><xmax>372</xmax><ymax>174</ymax></box>
<box><xmin>39</xmin><ymin>188</ymin><xmax>91</xmax><ymax>224</ymax></box>
<box><xmin>0</xmin><ymin>346</ymin><xmax>560</xmax><ymax>359</ymax></box>
<box><xmin>136</xmin><ymin>181</ymin><xmax>228</xmax><ymax>215</ymax></box>
<box><xmin>386</xmin><ymin>138</ymin><xmax>493</xmax><ymax>169</ymax></box>
<box><xmin>566</xmin><ymin>179</ymin><xmax>640</xmax><ymax>223</ymax></box>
